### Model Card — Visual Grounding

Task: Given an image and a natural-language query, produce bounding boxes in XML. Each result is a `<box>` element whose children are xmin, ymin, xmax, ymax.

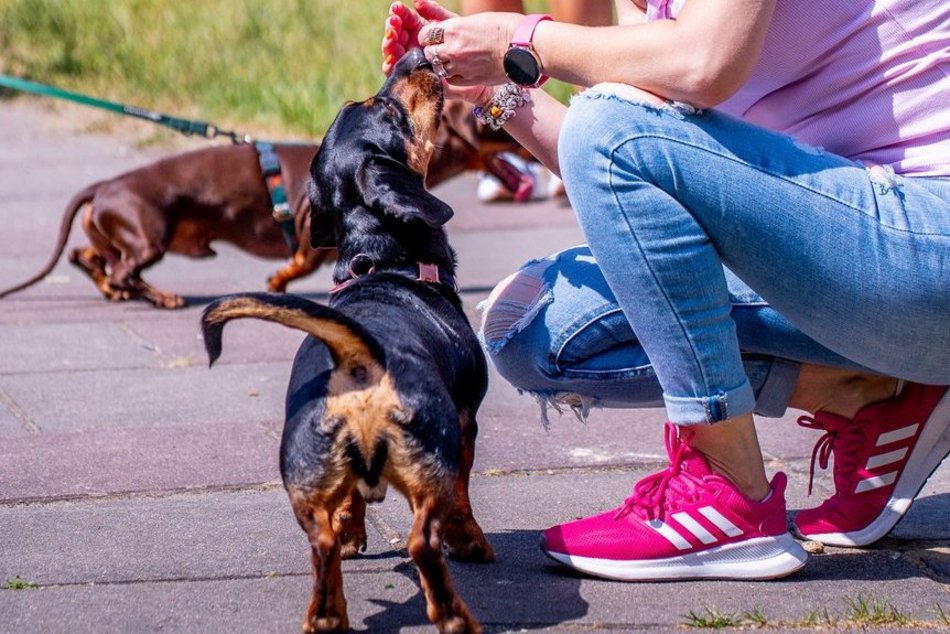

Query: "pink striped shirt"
<box><xmin>647</xmin><ymin>0</ymin><xmax>950</xmax><ymax>176</ymax></box>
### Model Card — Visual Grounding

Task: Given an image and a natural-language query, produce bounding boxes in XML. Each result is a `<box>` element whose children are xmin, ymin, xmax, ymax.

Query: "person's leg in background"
<box><xmin>480</xmin><ymin>85</ymin><xmax>949</xmax><ymax>579</ymax></box>
<box><xmin>540</xmin><ymin>0</ymin><xmax>616</xmax><ymax>198</ymax></box>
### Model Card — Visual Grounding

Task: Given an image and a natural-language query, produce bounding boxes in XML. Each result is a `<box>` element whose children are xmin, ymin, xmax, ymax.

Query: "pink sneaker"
<box><xmin>540</xmin><ymin>424</ymin><xmax>807</xmax><ymax>581</ymax></box>
<box><xmin>794</xmin><ymin>382</ymin><xmax>950</xmax><ymax>547</ymax></box>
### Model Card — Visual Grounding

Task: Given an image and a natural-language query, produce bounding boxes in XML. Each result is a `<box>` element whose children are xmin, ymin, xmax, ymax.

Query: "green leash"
<box><xmin>0</xmin><ymin>73</ymin><xmax>306</xmax><ymax>254</ymax></box>
<box><xmin>0</xmin><ymin>74</ymin><xmax>250</xmax><ymax>143</ymax></box>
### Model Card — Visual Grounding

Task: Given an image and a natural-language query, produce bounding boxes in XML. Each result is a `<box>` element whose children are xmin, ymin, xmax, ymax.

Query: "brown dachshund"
<box><xmin>201</xmin><ymin>48</ymin><xmax>492</xmax><ymax>632</ymax></box>
<box><xmin>0</xmin><ymin>100</ymin><xmax>526</xmax><ymax>308</ymax></box>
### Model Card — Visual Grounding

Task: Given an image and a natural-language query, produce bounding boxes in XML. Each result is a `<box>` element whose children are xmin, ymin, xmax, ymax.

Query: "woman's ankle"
<box><xmin>687</xmin><ymin>415</ymin><xmax>771</xmax><ymax>501</ymax></box>
<box><xmin>790</xmin><ymin>365</ymin><xmax>899</xmax><ymax>419</ymax></box>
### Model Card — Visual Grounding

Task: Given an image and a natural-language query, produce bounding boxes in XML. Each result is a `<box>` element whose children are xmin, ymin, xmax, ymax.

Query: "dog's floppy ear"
<box><xmin>307</xmin><ymin>179</ymin><xmax>336</xmax><ymax>249</ymax></box>
<box><xmin>359</xmin><ymin>157</ymin><xmax>453</xmax><ymax>228</ymax></box>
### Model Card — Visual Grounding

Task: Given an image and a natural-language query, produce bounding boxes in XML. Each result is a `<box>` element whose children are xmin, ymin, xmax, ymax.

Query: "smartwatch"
<box><xmin>503</xmin><ymin>14</ymin><xmax>552</xmax><ymax>88</ymax></box>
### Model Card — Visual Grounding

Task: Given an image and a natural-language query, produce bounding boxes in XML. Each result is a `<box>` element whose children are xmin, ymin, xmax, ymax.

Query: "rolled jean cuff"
<box><xmin>754</xmin><ymin>358</ymin><xmax>801</xmax><ymax>418</ymax></box>
<box><xmin>665</xmin><ymin>379</ymin><xmax>757</xmax><ymax>425</ymax></box>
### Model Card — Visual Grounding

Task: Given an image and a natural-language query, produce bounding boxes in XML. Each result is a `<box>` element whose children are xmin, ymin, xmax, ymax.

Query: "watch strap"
<box><xmin>510</xmin><ymin>13</ymin><xmax>552</xmax><ymax>46</ymax></box>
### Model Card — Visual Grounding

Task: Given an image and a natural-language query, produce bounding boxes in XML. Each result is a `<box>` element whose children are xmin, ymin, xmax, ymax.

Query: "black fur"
<box><xmin>286</xmin><ymin>49</ymin><xmax>487</xmax><ymax>490</ymax></box>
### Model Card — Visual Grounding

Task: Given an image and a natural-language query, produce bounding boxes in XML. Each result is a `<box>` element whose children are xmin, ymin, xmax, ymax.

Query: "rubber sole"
<box><xmin>541</xmin><ymin>532</ymin><xmax>808</xmax><ymax>581</ymax></box>
<box><xmin>795</xmin><ymin>389</ymin><xmax>950</xmax><ymax>547</ymax></box>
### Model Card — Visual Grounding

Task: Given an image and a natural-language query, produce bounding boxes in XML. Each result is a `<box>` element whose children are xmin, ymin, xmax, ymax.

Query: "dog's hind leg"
<box><xmin>290</xmin><ymin>488</ymin><xmax>350</xmax><ymax>633</ymax></box>
<box><xmin>108</xmin><ymin>247</ymin><xmax>185</xmax><ymax>309</ymax></box>
<box><xmin>334</xmin><ymin>489</ymin><xmax>368</xmax><ymax>559</ymax></box>
<box><xmin>407</xmin><ymin>494</ymin><xmax>481</xmax><ymax>634</ymax></box>
<box><xmin>69</xmin><ymin>246</ymin><xmax>114</xmax><ymax>299</ymax></box>
<box><xmin>443</xmin><ymin>411</ymin><xmax>494</xmax><ymax>563</ymax></box>
<box><xmin>74</xmin><ymin>205</ymin><xmax>130</xmax><ymax>301</ymax></box>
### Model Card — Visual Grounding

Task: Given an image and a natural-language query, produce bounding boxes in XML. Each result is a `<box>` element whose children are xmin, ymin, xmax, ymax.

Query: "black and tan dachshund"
<box><xmin>201</xmin><ymin>48</ymin><xmax>493</xmax><ymax>633</ymax></box>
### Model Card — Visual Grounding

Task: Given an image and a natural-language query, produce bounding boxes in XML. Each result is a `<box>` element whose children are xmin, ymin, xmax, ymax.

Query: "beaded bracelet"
<box><xmin>473</xmin><ymin>83</ymin><xmax>530</xmax><ymax>130</ymax></box>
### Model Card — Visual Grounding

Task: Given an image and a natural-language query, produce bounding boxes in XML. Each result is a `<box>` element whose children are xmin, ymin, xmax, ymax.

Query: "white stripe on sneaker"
<box><xmin>865</xmin><ymin>447</ymin><xmax>908</xmax><ymax>470</ymax></box>
<box><xmin>646</xmin><ymin>519</ymin><xmax>692</xmax><ymax>550</ymax></box>
<box><xmin>876</xmin><ymin>423</ymin><xmax>919</xmax><ymax>446</ymax></box>
<box><xmin>855</xmin><ymin>471</ymin><xmax>898</xmax><ymax>493</ymax></box>
<box><xmin>671</xmin><ymin>512</ymin><xmax>717</xmax><ymax>545</ymax></box>
<box><xmin>698</xmin><ymin>507</ymin><xmax>744</xmax><ymax>537</ymax></box>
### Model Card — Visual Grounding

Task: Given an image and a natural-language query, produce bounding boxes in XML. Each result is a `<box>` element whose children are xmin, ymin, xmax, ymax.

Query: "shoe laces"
<box><xmin>615</xmin><ymin>425</ymin><xmax>708</xmax><ymax>522</ymax></box>
<box><xmin>797</xmin><ymin>414</ymin><xmax>864</xmax><ymax>496</ymax></box>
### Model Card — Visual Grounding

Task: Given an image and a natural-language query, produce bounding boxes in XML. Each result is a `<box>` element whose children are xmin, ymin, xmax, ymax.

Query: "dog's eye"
<box><xmin>383</xmin><ymin>101</ymin><xmax>402</xmax><ymax>121</ymax></box>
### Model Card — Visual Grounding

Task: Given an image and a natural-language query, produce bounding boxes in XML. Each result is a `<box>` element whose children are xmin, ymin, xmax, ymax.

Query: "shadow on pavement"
<box><xmin>360</xmin><ymin>530</ymin><xmax>588</xmax><ymax>633</ymax></box>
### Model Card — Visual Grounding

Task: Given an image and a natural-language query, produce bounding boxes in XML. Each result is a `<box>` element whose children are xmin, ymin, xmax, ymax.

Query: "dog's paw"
<box><xmin>434</xmin><ymin>610</ymin><xmax>481</xmax><ymax>634</ymax></box>
<box><xmin>160</xmin><ymin>294</ymin><xmax>186</xmax><ymax>309</ymax></box>
<box><xmin>303</xmin><ymin>615</ymin><xmax>349</xmax><ymax>633</ymax></box>
<box><xmin>266</xmin><ymin>274</ymin><xmax>289</xmax><ymax>293</ymax></box>
<box><xmin>335</xmin><ymin>510</ymin><xmax>368</xmax><ymax>560</ymax></box>
<box><xmin>339</xmin><ymin>532</ymin><xmax>368</xmax><ymax>560</ymax></box>
<box><xmin>443</xmin><ymin>520</ymin><xmax>494</xmax><ymax>563</ymax></box>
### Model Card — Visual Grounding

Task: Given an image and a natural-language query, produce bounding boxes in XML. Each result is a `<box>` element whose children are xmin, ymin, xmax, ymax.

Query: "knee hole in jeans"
<box><xmin>478</xmin><ymin>259</ymin><xmax>553</xmax><ymax>356</ymax></box>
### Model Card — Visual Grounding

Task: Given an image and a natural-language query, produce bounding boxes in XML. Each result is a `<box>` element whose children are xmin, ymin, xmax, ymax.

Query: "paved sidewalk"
<box><xmin>0</xmin><ymin>100</ymin><xmax>947</xmax><ymax>633</ymax></box>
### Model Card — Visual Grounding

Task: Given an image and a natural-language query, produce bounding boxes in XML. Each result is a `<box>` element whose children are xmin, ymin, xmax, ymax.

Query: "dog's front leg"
<box><xmin>443</xmin><ymin>412</ymin><xmax>494</xmax><ymax>563</ymax></box>
<box><xmin>267</xmin><ymin>247</ymin><xmax>336</xmax><ymax>293</ymax></box>
<box><xmin>408</xmin><ymin>495</ymin><xmax>481</xmax><ymax>634</ymax></box>
<box><xmin>291</xmin><ymin>495</ymin><xmax>349</xmax><ymax>633</ymax></box>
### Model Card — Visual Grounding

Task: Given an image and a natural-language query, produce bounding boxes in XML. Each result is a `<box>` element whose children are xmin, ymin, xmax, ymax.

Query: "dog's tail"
<box><xmin>0</xmin><ymin>181</ymin><xmax>100</xmax><ymax>299</ymax></box>
<box><xmin>201</xmin><ymin>293</ymin><xmax>385</xmax><ymax>372</ymax></box>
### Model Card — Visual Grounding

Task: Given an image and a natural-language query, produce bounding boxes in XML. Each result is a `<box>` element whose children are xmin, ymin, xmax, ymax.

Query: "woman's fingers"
<box><xmin>414</xmin><ymin>0</ymin><xmax>458</xmax><ymax>47</ymax></box>
<box><xmin>414</xmin><ymin>0</ymin><xmax>458</xmax><ymax>22</ymax></box>
<box><xmin>382</xmin><ymin>1</ymin><xmax>462</xmax><ymax>75</ymax></box>
<box><xmin>382</xmin><ymin>4</ymin><xmax>417</xmax><ymax>74</ymax></box>
<box><xmin>393</xmin><ymin>1</ymin><xmax>428</xmax><ymax>42</ymax></box>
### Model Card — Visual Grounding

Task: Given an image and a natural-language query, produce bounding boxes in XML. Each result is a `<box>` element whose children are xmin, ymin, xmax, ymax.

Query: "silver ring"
<box><xmin>423</xmin><ymin>26</ymin><xmax>444</xmax><ymax>46</ymax></box>
<box><xmin>431</xmin><ymin>48</ymin><xmax>448</xmax><ymax>78</ymax></box>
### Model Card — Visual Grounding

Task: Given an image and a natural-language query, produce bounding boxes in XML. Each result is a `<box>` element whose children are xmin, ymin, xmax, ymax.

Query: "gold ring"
<box><xmin>423</xmin><ymin>26</ymin><xmax>445</xmax><ymax>46</ymax></box>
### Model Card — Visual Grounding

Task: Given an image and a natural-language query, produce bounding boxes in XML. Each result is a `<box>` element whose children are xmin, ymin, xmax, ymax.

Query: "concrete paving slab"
<box><xmin>0</xmin><ymin>322</ymin><xmax>160</xmax><ymax>374</ymax></box>
<box><xmin>0</xmin><ymin>489</ymin><xmax>403</xmax><ymax>585</ymax></box>
<box><xmin>0</xmin><ymin>389</ymin><xmax>32</xmax><ymax>435</ymax></box>
<box><xmin>0</xmin><ymin>576</ymin><xmax>308</xmax><ymax>634</ymax></box>
<box><xmin>0</xmin><ymin>422</ymin><xmax>279</xmax><ymax>503</ymax></box>
<box><xmin>0</xmin><ymin>362</ymin><xmax>290</xmax><ymax>431</ymax></box>
<box><xmin>120</xmin><ymin>310</ymin><xmax>309</xmax><ymax>368</ymax></box>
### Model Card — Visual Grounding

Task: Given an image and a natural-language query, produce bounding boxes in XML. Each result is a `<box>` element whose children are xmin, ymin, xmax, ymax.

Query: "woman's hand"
<box><xmin>415</xmin><ymin>7</ymin><xmax>521</xmax><ymax>88</ymax></box>
<box><xmin>380</xmin><ymin>0</ymin><xmax>509</xmax><ymax>105</ymax></box>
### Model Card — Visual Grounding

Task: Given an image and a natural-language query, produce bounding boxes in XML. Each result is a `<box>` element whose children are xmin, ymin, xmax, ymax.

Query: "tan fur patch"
<box><xmin>389</xmin><ymin>75</ymin><xmax>441</xmax><ymax>177</ymax></box>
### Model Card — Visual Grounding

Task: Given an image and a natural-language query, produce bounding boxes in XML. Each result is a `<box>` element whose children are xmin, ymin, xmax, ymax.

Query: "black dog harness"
<box><xmin>329</xmin><ymin>254</ymin><xmax>458</xmax><ymax>295</ymax></box>
<box><xmin>255</xmin><ymin>141</ymin><xmax>298</xmax><ymax>254</ymax></box>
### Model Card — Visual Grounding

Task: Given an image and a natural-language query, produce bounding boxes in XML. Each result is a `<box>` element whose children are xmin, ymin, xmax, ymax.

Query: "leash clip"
<box><xmin>271</xmin><ymin>201</ymin><xmax>293</xmax><ymax>222</ymax></box>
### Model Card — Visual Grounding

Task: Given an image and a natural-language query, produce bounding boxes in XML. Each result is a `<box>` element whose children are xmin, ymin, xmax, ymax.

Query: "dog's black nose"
<box><xmin>403</xmin><ymin>47</ymin><xmax>430</xmax><ymax>72</ymax></box>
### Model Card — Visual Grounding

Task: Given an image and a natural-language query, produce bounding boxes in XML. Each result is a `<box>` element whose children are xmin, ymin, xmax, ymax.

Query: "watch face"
<box><xmin>504</xmin><ymin>47</ymin><xmax>541</xmax><ymax>86</ymax></box>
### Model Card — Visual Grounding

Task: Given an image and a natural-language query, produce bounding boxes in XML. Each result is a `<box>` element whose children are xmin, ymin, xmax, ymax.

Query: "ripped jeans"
<box><xmin>480</xmin><ymin>83</ymin><xmax>950</xmax><ymax>425</ymax></box>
